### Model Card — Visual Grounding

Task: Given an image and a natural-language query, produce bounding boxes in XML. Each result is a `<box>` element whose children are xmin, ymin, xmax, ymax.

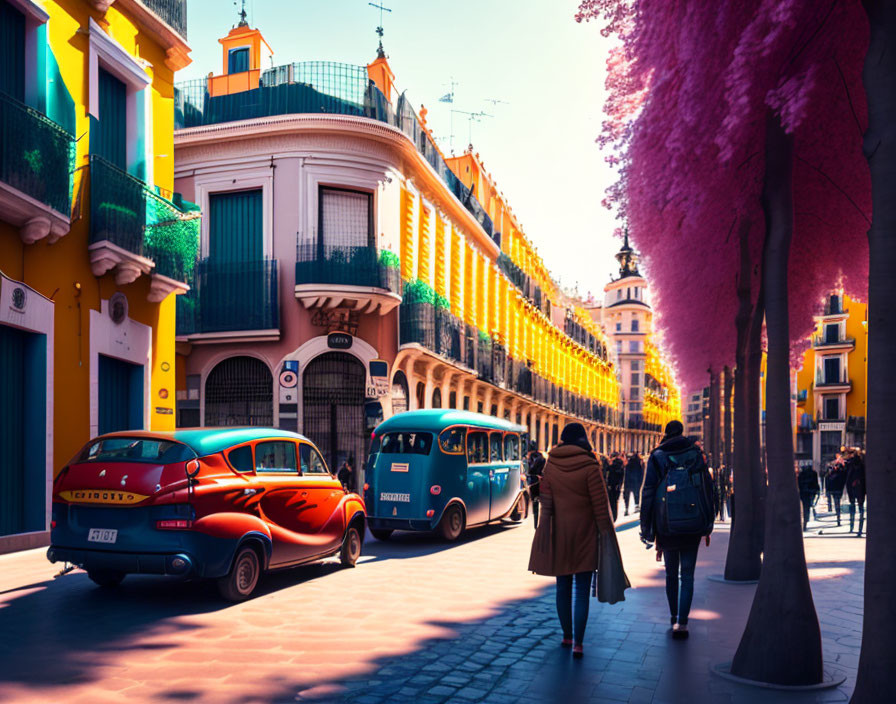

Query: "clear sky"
<box><xmin>180</xmin><ymin>0</ymin><xmax>624</xmax><ymax>298</ymax></box>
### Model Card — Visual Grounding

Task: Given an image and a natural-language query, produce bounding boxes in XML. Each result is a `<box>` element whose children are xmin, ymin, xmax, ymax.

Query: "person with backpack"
<box><xmin>845</xmin><ymin>448</ymin><xmax>866</xmax><ymax>537</ymax></box>
<box><xmin>826</xmin><ymin>456</ymin><xmax>847</xmax><ymax>527</ymax></box>
<box><xmin>528</xmin><ymin>423</ymin><xmax>626</xmax><ymax>659</ymax></box>
<box><xmin>606</xmin><ymin>452</ymin><xmax>625</xmax><ymax>521</ymax></box>
<box><xmin>526</xmin><ymin>442</ymin><xmax>546</xmax><ymax>528</ymax></box>
<box><xmin>640</xmin><ymin>421</ymin><xmax>714</xmax><ymax>640</ymax></box>
<box><xmin>797</xmin><ymin>464</ymin><xmax>820</xmax><ymax>531</ymax></box>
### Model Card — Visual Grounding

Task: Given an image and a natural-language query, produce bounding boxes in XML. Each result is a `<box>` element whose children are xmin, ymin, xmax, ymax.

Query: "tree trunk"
<box><xmin>748</xmin><ymin>234</ymin><xmax>768</xmax><ymax>556</ymax></box>
<box><xmin>730</xmin><ymin>112</ymin><xmax>823</xmax><ymax>685</ymax></box>
<box><xmin>724</xmin><ymin>366</ymin><xmax>733</xmax><ymax>471</ymax></box>
<box><xmin>725</xmin><ymin>220</ymin><xmax>761</xmax><ymax>581</ymax></box>
<box><xmin>852</xmin><ymin>1</ymin><xmax>896</xmax><ymax>699</ymax></box>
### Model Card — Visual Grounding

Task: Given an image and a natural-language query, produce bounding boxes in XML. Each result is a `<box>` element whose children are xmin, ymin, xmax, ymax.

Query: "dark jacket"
<box><xmin>640</xmin><ymin>434</ymin><xmax>713</xmax><ymax>550</ymax></box>
<box><xmin>607</xmin><ymin>457</ymin><xmax>625</xmax><ymax>491</ymax></box>
<box><xmin>845</xmin><ymin>455</ymin><xmax>866</xmax><ymax>502</ymax></box>
<box><xmin>827</xmin><ymin>462</ymin><xmax>847</xmax><ymax>493</ymax></box>
<box><xmin>624</xmin><ymin>455</ymin><xmax>644</xmax><ymax>490</ymax></box>
<box><xmin>797</xmin><ymin>467</ymin><xmax>820</xmax><ymax>498</ymax></box>
<box><xmin>527</xmin><ymin>451</ymin><xmax>546</xmax><ymax>497</ymax></box>
<box><xmin>528</xmin><ymin>443</ymin><xmax>614</xmax><ymax>576</ymax></box>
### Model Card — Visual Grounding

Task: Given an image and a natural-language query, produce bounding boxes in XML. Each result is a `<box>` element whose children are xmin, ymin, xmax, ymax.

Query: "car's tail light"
<box><xmin>426</xmin><ymin>509</ymin><xmax>435</xmax><ymax>517</ymax></box>
<box><xmin>50</xmin><ymin>520</ymin><xmax>56</xmax><ymax>529</ymax></box>
<box><xmin>363</xmin><ymin>483</ymin><xmax>370</xmax><ymax>492</ymax></box>
<box><xmin>430</xmin><ymin>485</ymin><xmax>441</xmax><ymax>495</ymax></box>
<box><xmin>156</xmin><ymin>519</ymin><xmax>193</xmax><ymax>530</ymax></box>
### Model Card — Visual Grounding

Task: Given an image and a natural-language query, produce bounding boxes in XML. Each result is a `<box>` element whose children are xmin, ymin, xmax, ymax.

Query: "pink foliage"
<box><xmin>579</xmin><ymin>0</ymin><xmax>870</xmax><ymax>390</ymax></box>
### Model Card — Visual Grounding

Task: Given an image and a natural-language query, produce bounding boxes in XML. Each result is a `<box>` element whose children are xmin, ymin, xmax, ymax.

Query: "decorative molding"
<box><xmin>175</xmin><ymin>114</ymin><xmax>500</xmax><ymax>258</ymax></box>
<box><xmin>178</xmin><ymin>329</ymin><xmax>280</xmax><ymax>345</ymax></box>
<box><xmin>113</xmin><ymin>0</ymin><xmax>191</xmax><ymax>70</ymax></box>
<box><xmin>87</xmin><ymin>239</ymin><xmax>154</xmax><ymax>283</ymax></box>
<box><xmin>8</xmin><ymin>0</ymin><xmax>49</xmax><ymax>22</ymax></box>
<box><xmin>294</xmin><ymin>285</ymin><xmax>401</xmax><ymax>316</ymax></box>
<box><xmin>0</xmin><ymin>180</ymin><xmax>70</xmax><ymax>244</ymax></box>
<box><xmin>148</xmin><ymin>272</ymin><xmax>189</xmax><ymax>302</ymax></box>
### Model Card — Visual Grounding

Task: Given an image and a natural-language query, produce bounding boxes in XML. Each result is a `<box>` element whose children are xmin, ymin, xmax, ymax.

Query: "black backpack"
<box><xmin>654</xmin><ymin>447</ymin><xmax>713</xmax><ymax>536</ymax></box>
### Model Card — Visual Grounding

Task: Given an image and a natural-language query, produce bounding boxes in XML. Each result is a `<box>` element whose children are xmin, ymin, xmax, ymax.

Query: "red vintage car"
<box><xmin>48</xmin><ymin>428</ymin><xmax>366</xmax><ymax>600</ymax></box>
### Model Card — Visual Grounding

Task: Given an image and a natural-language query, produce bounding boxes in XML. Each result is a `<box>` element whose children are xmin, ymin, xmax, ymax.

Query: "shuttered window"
<box><xmin>0</xmin><ymin>0</ymin><xmax>25</xmax><ymax>102</ymax></box>
<box><xmin>0</xmin><ymin>324</ymin><xmax>26</xmax><ymax>536</ymax></box>
<box><xmin>319</xmin><ymin>187</ymin><xmax>373</xmax><ymax>250</ymax></box>
<box><xmin>98</xmin><ymin>354</ymin><xmax>143</xmax><ymax>435</ymax></box>
<box><xmin>94</xmin><ymin>68</ymin><xmax>128</xmax><ymax>169</ymax></box>
<box><xmin>208</xmin><ymin>189</ymin><xmax>263</xmax><ymax>263</ymax></box>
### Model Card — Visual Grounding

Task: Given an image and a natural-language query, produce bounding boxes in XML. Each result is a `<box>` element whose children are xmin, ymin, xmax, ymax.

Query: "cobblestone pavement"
<box><xmin>0</xmin><ymin>507</ymin><xmax>863</xmax><ymax>703</ymax></box>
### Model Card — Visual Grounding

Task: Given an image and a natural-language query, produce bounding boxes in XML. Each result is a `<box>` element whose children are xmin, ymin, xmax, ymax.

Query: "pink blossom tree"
<box><xmin>579</xmin><ymin>0</ymin><xmax>871</xmax><ymax>687</ymax></box>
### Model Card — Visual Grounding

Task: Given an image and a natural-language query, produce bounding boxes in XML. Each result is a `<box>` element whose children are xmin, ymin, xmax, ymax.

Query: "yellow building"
<box><xmin>0</xmin><ymin>0</ymin><xmax>196</xmax><ymax>552</ymax></box>
<box><xmin>794</xmin><ymin>292</ymin><xmax>868</xmax><ymax>471</ymax></box>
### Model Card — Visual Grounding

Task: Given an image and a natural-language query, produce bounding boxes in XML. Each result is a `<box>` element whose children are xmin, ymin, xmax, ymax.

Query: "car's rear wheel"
<box><xmin>217</xmin><ymin>546</ymin><xmax>260</xmax><ymax>601</ymax></box>
<box><xmin>87</xmin><ymin>569</ymin><xmax>125</xmax><ymax>588</ymax></box>
<box><xmin>438</xmin><ymin>504</ymin><xmax>465</xmax><ymax>541</ymax></box>
<box><xmin>340</xmin><ymin>525</ymin><xmax>363</xmax><ymax>567</ymax></box>
<box><xmin>370</xmin><ymin>528</ymin><xmax>393</xmax><ymax>541</ymax></box>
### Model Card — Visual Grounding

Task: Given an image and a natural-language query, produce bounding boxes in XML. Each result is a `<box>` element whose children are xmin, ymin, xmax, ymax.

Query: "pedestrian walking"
<box><xmin>715</xmin><ymin>464</ymin><xmax>732</xmax><ymax>522</ymax></box>
<box><xmin>606</xmin><ymin>452</ymin><xmax>624</xmax><ymax>522</ymax></box>
<box><xmin>640</xmin><ymin>420</ymin><xmax>715</xmax><ymax>640</ymax></box>
<box><xmin>845</xmin><ymin>448</ymin><xmax>866</xmax><ymax>537</ymax></box>
<box><xmin>337</xmin><ymin>455</ymin><xmax>354</xmax><ymax>492</ymax></box>
<box><xmin>526</xmin><ymin>442</ymin><xmax>546</xmax><ymax>528</ymax></box>
<box><xmin>623</xmin><ymin>452</ymin><xmax>644</xmax><ymax>516</ymax></box>
<box><xmin>528</xmin><ymin>423</ymin><xmax>628</xmax><ymax>659</ymax></box>
<box><xmin>797</xmin><ymin>465</ymin><xmax>820</xmax><ymax>531</ymax></box>
<box><xmin>827</xmin><ymin>456</ymin><xmax>847</xmax><ymax>527</ymax></box>
<box><xmin>819</xmin><ymin>461</ymin><xmax>831</xmax><ymax>511</ymax></box>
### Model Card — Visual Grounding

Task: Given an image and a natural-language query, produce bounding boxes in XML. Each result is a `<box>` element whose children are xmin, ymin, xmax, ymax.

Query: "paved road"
<box><xmin>0</xmin><ymin>507</ymin><xmax>863</xmax><ymax>703</ymax></box>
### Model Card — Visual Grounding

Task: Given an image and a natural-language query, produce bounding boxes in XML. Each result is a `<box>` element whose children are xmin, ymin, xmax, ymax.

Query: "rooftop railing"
<box><xmin>175</xmin><ymin>61</ymin><xmax>494</xmax><ymax>237</ymax></box>
<box><xmin>0</xmin><ymin>91</ymin><xmax>74</xmax><ymax>215</ymax></box>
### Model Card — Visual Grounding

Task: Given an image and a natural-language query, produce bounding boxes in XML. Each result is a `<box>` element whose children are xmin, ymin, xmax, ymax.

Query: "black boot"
<box><xmin>857</xmin><ymin>507</ymin><xmax>864</xmax><ymax>537</ymax></box>
<box><xmin>849</xmin><ymin>503</ymin><xmax>855</xmax><ymax>532</ymax></box>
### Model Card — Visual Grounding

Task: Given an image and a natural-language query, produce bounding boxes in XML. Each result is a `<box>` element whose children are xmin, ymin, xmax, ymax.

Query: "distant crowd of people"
<box><xmin>797</xmin><ymin>446</ymin><xmax>866</xmax><ymax>536</ymax></box>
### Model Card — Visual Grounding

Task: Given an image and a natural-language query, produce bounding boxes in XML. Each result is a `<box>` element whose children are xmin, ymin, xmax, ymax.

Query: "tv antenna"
<box><xmin>451</xmin><ymin>109</ymin><xmax>493</xmax><ymax>150</ymax></box>
<box><xmin>485</xmin><ymin>97</ymin><xmax>509</xmax><ymax>108</ymax></box>
<box><xmin>368</xmin><ymin>2</ymin><xmax>392</xmax><ymax>57</ymax></box>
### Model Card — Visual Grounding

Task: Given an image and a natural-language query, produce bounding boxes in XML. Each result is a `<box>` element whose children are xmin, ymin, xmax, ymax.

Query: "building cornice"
<box><xmin>174</xmin><ymin>114</ymin><xmax>500</xmax><ymax>258</ymax></box>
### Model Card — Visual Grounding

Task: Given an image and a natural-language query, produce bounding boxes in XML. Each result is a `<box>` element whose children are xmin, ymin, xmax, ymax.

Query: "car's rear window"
<box><xmin>380</xmin><ymin>432</ymin><xmax>433</xmax><ymax>455</ymax></box>
<box><xmin>77</xmin><ymin>438</ymin><xmax>195</xmax><ymax>464</ymax></box>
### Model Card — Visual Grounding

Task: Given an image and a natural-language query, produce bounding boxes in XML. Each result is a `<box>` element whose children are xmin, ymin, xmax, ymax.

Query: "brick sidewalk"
<box><xmin>0</xmin><ymin>508</ymin><xmax>863</xmax><ymax>703</ymax></box>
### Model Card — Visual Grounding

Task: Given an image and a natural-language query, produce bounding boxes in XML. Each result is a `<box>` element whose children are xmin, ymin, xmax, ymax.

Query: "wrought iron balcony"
<box><xmin>294</xmin><ymin>243</ymin><xmax>401</xmax><ymax>315</ymax></box>
<box><xmin>814</xmin><ymin>371</ymin><xmax>851</xmax><ymax>389</ymax></box>
<box><xmin>177</xmin><ymin>258</ymin><xmax>279</xmax><ymax>337</ymax></box>
<box><xmin>0</xmin><ymin>91</ymin><xmax>74</xmax><ymax>242</ymax></box>
<box><xmin>140</xmin><ymin>0</ymin><xmax>187</xmax><ymax>39</ymax></box>
<box><xmin>813</xmin><ymin>334</ymin><xmax>855</xmax><ymax>350</ymax></box>
<box><xmin>88</xmin><ymin>155</ymin><xmax>200</xmax><ymax>291</ymax></box>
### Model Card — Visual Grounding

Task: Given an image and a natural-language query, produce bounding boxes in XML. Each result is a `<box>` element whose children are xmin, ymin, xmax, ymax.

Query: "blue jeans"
<box><xmin>556</xmin><ymin>572</ymin><xmax>593</xmax><ymax>644</ymax></box>
<box><xmin>663</xmin><ymin>543</ymin><xmax>699</xmax><ymax>625</ymax></box>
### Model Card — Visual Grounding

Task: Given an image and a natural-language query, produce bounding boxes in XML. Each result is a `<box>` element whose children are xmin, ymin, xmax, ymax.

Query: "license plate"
<box><xmin>380</xmin><ymin>492</ymin><xmax>410</xmax><ymax>503</ymax></box>
<box><xmin>87</xmin><ymin>528</ymin><xmax>118</xmax><ymax>544</ymax></box>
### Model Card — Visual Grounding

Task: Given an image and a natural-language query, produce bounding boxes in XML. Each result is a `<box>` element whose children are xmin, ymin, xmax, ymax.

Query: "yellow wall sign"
<box><xmin>58</xmin><ymin>490</ymin><xmax>149</xmax><ymax>505</ymax></box>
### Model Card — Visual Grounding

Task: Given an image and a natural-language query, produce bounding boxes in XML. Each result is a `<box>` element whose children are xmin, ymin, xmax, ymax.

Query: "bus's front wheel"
<box><xmin>438</xmin><ymin>504</ymin><xmax>465</xmax><ymax>541</ymax></box>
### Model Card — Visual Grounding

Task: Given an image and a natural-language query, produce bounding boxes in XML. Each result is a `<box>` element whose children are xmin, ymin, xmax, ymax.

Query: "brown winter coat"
<box><xmin>528</xmin><ymin>443</ymin><xmax>615</xmax><ymax>576</ymax></box>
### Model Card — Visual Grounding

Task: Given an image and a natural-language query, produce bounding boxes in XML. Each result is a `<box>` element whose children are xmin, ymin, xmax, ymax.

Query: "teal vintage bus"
<box><xmin>364</xmin><ymin>410</ymin><xmax>530</xmax><ymax>541</ymax></box>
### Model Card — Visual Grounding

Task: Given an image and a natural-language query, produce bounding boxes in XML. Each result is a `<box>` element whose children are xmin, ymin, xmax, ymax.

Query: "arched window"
<box><xmin>205</xmin><ymin>356</ymin><xmax>273</xmax><ymax>427</ymax></box>
<box><xmin>432</xmin><ymin>388</ymin><xmax>442</xmax><ymax>409</ymax></box>
<box><xmin>391</xmin><ymin>371</ymin><xmax>409</xmax><ymax>415</ymax></box>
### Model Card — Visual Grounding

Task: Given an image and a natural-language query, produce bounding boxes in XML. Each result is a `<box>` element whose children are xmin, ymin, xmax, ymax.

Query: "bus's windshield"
<box><xmin>380</xmin><ymin>432</ymin><xmax>434</xmax><ymax>455</ymax></box>
<box><xmin>77</xmin><ymin>438</ymin><xmax>195</xmax><ymax>464</ymax></box>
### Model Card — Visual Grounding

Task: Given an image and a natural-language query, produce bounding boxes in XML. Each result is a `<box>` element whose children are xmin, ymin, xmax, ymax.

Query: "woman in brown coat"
<box><xmin>528</xmin><ymin>423</ymin><xmax>617</xmax><ymax>658</ymax></box>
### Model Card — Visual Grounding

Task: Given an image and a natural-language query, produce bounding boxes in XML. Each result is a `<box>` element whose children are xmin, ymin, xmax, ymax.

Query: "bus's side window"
<box><xmin>504</xmin><ymin>434</ymin><xmax>520</xmax><ymax>461</ymax></box>
<box><xmin>439</xmin><ymin>427</ymin><xmax>465</xmax><ymax>454</ymax></box>
<box><xmin>489</xmin><ymin>432</ymin><xmax>503</xmax><ymax>462</ymax></box>
<box><xmin>467</xmin><ymin>431</ymin><xmax>488</xmax><ymax>464</ymax></box>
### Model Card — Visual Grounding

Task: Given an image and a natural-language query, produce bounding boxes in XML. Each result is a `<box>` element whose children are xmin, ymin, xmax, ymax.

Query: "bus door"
<box><xmin>465</xmin><ymin>429</ymin><xmax>491</xmax><ymax>525</ymax></box>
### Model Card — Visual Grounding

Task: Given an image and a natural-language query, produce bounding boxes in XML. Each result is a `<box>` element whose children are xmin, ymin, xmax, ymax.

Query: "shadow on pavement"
<box><xmin>360</xmin><ymin>522</ymin><xmax>522</xmax><ymax>562</ymax></box>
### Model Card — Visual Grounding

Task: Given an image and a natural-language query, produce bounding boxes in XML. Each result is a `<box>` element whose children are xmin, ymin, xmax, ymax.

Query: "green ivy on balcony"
<box><xmin>295</xmin><ymin>243</ymin><xmax>401</xmax><ymax>292</ymax></box>
<box><xmin>0</xmin><ymin>92</ymin><xmax>74</xmax><ymax>215</ymax></box>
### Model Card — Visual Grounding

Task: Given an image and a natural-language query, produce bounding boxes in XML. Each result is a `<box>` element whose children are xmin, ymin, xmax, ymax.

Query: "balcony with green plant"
<box><xmin>0</xmin><ymin>91</ymin><xmax>75</xmax><ymax>243</ymax></box>
<box><xmin>88</xmin><ymin>155</ymin><xmax>200</xmax><ymax>294</ymax></box>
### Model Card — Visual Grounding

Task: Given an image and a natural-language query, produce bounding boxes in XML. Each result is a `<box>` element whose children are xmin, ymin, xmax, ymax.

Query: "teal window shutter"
<box><xmin>208</xmin><ymin>189</ymin><xmax>263</xmax><ymax>263</ymax></box>
<box><xmin>94</xmin><ymin>68</ymin><xmax>127</xmax><ymax>169</ymax></box>
<box><xmin>0</xmin><ymin>324</ymin><xmax>26</xmax><ymax>536</ymax></box>
<box><xmin>0</xmin><ymin>0</ymin><xmax>25</xmax><ymax>102</ymax></box>
<box><xmin>228</xmin><ymin>47</ymin><xmax>250</xmax><ymax>74</ymax></box>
